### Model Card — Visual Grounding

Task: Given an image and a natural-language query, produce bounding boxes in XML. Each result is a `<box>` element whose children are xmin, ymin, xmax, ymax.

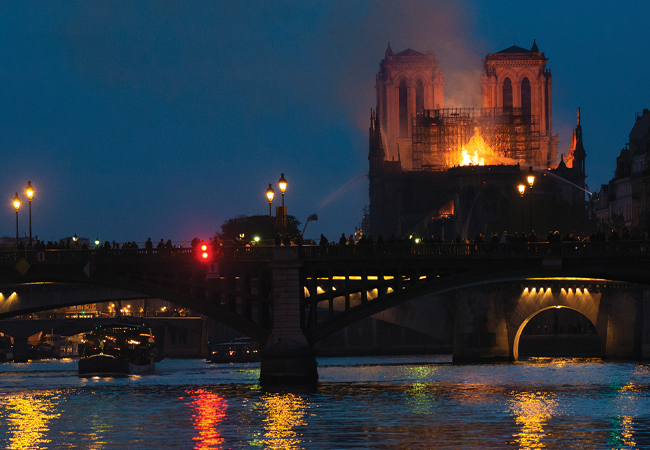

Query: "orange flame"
<box><xmin>458</xmin><ymin>131</ymin><xmax>499</xmax><ymax>166</ymax></box>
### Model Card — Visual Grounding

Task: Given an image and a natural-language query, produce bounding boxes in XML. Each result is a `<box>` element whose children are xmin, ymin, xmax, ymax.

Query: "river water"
<box><xmin>0</xmin><ymin>356</ymin><xmax>649</xmax><ymax>449</ymax></box>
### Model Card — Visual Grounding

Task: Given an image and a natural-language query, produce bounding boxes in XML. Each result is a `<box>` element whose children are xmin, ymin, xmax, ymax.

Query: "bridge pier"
<box><xmin>453</xmin><ymin>288</ymin><xmax>511</xmax><ymax>363</ymax></box>
<box><xmin>259</xmin><ymin>246</ymin><xmax>318</xmax><ymax>386</ymax></box>
<box><xmin>12</xmin><ymin>336</ymin><xmax>30</xmax><ymax>363</ymax></box>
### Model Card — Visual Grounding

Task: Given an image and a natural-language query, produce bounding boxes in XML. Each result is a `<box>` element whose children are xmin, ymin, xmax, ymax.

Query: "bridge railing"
<box><xmin>0</xmin><ymin>248</ymin><xmax>196</xmax><ymax>264</ymax></box>
<box><xmin>0</xmin><ymin>241</ymin><xmax>649</xmax><ymax>264</ymax></box>
<box><xmin>296</xmin><ymin>240</ymin><xmax>650</xmax><ymax>260</ymax></box>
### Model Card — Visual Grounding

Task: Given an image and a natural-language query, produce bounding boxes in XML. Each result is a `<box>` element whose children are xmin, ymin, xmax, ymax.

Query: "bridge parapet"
<box><xmin>0</xmin><ymin>241</ymin><xmax>648</xmax><ymax>265</ymax></box>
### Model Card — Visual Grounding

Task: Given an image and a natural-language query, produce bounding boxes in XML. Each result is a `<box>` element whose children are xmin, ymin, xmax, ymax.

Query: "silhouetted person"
<box><xmin>157</xmin><ymin>239</ymin><xmax>165</xmax><ymax>249</ymax></box>
<box><xmin>275</xmin><ymin>233</ymin><xmax>282</xmax><ymax>245</ymax></box>
<box><xmin>339</xmin><ymin>233</ymin><xmax>347</xmax><ymax>245</ymax></box>
<box><xmin>165</xmin><ymin>239</ymin><xmax>173</xmax><ymax>249</ymax></box>
<box><xmin>283</xmin><ymin>234</ymin><xmax>291</xmax><ymax>246</ymax></box>
<box><xmin>145</xmin><ymin>238</ymin><xmax>153</xmax><ymax>252</ymax></box>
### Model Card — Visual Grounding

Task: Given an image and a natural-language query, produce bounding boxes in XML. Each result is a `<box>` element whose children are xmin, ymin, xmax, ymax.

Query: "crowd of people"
<box><xmin>12</xmin><ymin>226</ymin><xmax>647</xmax><ymax>252</ymax></box>
<box><xmin>308</xmin><ymin>227</ymin><xmax>648</xmax><ymax>247</ymax></box>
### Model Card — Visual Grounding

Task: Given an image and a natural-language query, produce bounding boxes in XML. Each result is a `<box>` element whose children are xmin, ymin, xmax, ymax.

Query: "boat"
<box><xmin>78</xmin><ymin>323</ymin><xmax>156</xmax><ymax>376</ymax></box>
<box><xmin>0</xmin><ymin>336</ymin><xmax>13</xmax><ymax>362</ymax></box>
<box><xmin>207</xmin><ymin>337</ymin><xmax>260</xmax><ymax>363</ymax></box>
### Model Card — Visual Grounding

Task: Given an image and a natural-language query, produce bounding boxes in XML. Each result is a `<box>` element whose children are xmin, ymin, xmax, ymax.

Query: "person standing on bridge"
<box><xmin>145</xmin><ymin>238</ymin><xmax>153</xmax><ymax>253</ymax></box>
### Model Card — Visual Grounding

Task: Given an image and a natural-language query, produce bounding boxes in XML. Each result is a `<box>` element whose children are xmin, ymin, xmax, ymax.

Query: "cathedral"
<box><xmin>367</xmin><ymin>42</ymin><xmax>587</xmax><ymax>239</ymax></box>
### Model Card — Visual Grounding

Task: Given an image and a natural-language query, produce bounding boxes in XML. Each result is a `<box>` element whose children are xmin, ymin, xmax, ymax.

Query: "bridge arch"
<box><xmin>512</xmin><ymin>305</ymin><xmax>601</xmax><ymax>360</ymax></box>
<box><xmin>507</xmin><ymin>285</ymin><xmax>602</xmax><ymax>360</ymax></box>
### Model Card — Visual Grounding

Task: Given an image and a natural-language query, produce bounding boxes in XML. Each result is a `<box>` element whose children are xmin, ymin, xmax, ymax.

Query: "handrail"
<box><xmin>0</xmin><ymin>241</ymin><xmax>649</xmax><ymax>264</ymax></box>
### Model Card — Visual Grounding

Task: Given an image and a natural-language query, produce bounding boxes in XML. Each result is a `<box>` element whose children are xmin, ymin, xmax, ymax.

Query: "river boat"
<box><xmin>207</xmin><ymin>337</ymin><xmax>260</xmax><ymax>363</ymax></box>
<box><xmin>78</xmin><ymin>323</ymin><xmax>156</xmax><ymax>376</ymax></box>
<box><xmin>0</xmin><ymin>336</ymin><xmax>13</xmax><ymax>362</ymax></box>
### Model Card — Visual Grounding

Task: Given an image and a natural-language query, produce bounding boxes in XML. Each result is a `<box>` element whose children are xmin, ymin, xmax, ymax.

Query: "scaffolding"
<box><xmin>412</xmin><ymin>107</ymin><xmax>541</xmax><ymax>171</ymax></box>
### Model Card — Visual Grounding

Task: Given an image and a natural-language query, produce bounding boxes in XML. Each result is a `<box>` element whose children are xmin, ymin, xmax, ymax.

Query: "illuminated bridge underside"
<box><xmin>301</xmin><ymin>264</ymin><xmax>631</xmax><ymax>345</ymax></box>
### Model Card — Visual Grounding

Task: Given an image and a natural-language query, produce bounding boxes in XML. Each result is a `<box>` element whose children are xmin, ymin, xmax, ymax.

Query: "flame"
<box><xmin>458</xmin><ymin>131</ymin><xmax>501</xmax><ymax>166</ymax></box>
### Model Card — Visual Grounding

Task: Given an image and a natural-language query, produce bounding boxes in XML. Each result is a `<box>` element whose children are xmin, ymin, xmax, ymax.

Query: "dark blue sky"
<box><xmin>2</xmin><ymin>1</ymin><xmax>648</xmax><ymax>244</ymax></box>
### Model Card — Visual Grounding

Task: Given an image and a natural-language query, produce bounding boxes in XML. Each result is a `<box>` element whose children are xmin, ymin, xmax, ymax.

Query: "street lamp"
<box><xmin>517</xmin><ymin>184</ymin><xmax>525</xmax><ymax>235</ymax></box>
<box><xmin>526</xmin><ymin>166</ymin><xmax>535</xmax><ymax>232</ymax></box>
<box><xmin>278</xmin><ymin>173</ymin><xmax>287</xmax><ymax>207</ymax></box>
<box><xmin>266</xmin><ymin>183</ymin><xmax>274</xmax><ymax>217</ymax></box>
<box><xmin>73</xmin><ymin>233</ymin><xmax>78</xmax><ymax>242</ymax></box>
<box><xmin>95</xmin><ymin>238</ymin><xmax>100</xmax><ymax>248</ymax></box>
<box><xmin>12</xmin><ymin>193</ymin><xmax>20</xmax><ymax>244</ymax></box>
<box><xmin>526</xmin><ymin>166</ymin><xmax>535</xmax><ymax>189</ymax></box>
<box><xmin>25</xmin><ymin>181</ymin><xmax>34</xmax><ymax>247</ymax></box>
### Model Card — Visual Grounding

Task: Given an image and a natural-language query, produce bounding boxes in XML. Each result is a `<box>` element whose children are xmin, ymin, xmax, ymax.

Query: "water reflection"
<box><xmin>509</xmin><ymin>391</ymin><xmax>557</xmax><ymax>449</ymax></box>
<box><xmin>403</xmin><ymin>366</ymin><xmax>438</xmax><ymax>414</ymax></box>
<box><xmin>185</xmin><ymin>389</ymin><xmax>227</xmax><ymax>449</ymax></box>
<box><xmin>610</xmin><ymin>415</ymin><xmax>636</xmax><ymax>448</ymax></box>
<box><xmin>252</xmin><ymin>393</ymin><xmax>308</xmax><ymax>450</ymax></box>
<box><xmin>0</xmin><ymin>391</ymin><xmax>61</xmax><ymax>449</ymax></box>
<box><xmin>607</xmin><ymin>381</ymin><xmax>639</xmax><ymax>448</ymax></box>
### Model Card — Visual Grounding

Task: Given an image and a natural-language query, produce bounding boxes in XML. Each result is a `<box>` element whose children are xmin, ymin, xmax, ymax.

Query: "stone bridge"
<box><xmin>0</xmin><ymin>242</ymin><xmax>649</xmax><ymax>380</ymax></box>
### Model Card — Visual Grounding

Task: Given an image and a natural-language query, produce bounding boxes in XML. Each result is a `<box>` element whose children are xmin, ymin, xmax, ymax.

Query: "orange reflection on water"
<box><xmin>509</xmin><ymin>391</ymin><xmax>557</xmax><ymax>449</ymax></box>
<box><xmin>185</xmin><ymin>389</ymin><xmax>227</xmax><ymax>449</ymax></box>
<box><xmin>1</xmin><ymin>392</ymin><xmax>61</xmax><ymax>449</ymax></box>
<box><xmin>256</xmin><ymin>393</ymin><xmax>308</xmax><ymax>450</ymax></box>
<box><xmin>610</xmin><ymin>415</ymin><xmax>636</xmax><ymax>448</ymax></box>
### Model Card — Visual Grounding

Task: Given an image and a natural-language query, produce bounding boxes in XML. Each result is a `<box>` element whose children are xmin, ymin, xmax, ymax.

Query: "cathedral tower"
<box><xmin>375</xmin><ymin>43</ymin><xmax>444</xmax><ymax>170</ymax></box>
<box><xmin>483</xmin><ymin>40</ymin><xmax>557</xmax><ymax>168</ymax></box>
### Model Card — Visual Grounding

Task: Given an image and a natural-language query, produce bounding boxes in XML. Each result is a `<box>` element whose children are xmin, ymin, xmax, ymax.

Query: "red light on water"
<box><xmin>185</xmin><ymin>388</ymin><xmax>227</xmax><ymax>449</ymax></box>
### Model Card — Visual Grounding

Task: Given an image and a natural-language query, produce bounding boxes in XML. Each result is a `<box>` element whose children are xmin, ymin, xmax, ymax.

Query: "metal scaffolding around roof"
<box><xmin>411</xmin><ymin>107</ymin><xmax>541</xmax><ymax>171</ymax></box>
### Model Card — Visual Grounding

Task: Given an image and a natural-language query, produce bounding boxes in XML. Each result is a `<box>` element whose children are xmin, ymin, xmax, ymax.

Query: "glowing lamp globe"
<box><xmin>527</xmin><ymin>166</ymin><xmax>535</xmax><ymax>189</ymax></box>
<box><xmin>25</xmin><ymin>181</ymin><xmax>34</xmax><ymax>200</ymax></box>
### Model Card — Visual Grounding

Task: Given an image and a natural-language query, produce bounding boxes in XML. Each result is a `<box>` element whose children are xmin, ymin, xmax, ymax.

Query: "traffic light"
<box><xmin>196</xmin><ymin>241</ymin><xmax>214</xmax><ymax>263</ymax></box>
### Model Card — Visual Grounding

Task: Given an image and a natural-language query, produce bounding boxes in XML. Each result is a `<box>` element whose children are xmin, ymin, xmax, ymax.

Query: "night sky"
<box><xmin>2</xmin><ymin>1</ymin><xmax>649</xmax><ymax>245</ymax></box>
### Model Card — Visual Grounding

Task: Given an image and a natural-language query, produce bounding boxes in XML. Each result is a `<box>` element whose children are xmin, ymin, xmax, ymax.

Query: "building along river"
<box><xmin>0</xmin><ymin>356</ymin><xmax>649</xmax><ymax>448</ymax></box>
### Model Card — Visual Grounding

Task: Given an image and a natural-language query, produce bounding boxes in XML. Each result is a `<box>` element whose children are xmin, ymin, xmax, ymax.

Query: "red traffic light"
<box><xmin>196</xmin><ymin>241</ymin><xmax>215</xmax><ymax>263</ymax></box>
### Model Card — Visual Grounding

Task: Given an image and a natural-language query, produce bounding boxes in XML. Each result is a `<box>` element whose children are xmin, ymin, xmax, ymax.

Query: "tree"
<box><xmin>216</xmin><ymin>214</ymin><xmax>301</xmax><ymax>241</ymax></box>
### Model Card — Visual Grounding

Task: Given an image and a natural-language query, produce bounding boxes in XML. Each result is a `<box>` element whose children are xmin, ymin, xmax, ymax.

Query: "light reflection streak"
<box><xmin>607</xmin><ymin>382</ymin><xmax>638</xmax><ymax>447</ymax></box>
<box><xmin>185</xmin><ymin>389</ymin><xmax>227</xmax><ymax>449</ymax></box>
<box><xmin>403</xmin><ymin>366</ymin><xmax>438</xmax><ymax>414</ymax></box>
<box><xmin>1</xmin><ymin>392</ymin><xmax>61</xmax><ymax>449</ymax></box>
<box><xmin>509</xmin><ymin>391</ymin><xmax>557</xmax><ymax>449</ymax></box>
<box><xmin>252</xmin><ymin>393</ymin><xmax>308</xmax><ymax>450</ymax></box>
<box><xmin>610</xmin><ymin>415</ymin><xmax>636</xmax><ymax>448</ymax></box>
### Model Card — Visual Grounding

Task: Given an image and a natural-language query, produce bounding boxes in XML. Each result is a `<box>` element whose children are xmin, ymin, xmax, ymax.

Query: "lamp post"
<box><xmin>266</xmin><ymin>184</ymin><xmax>275</xmax><ymax>217</ymax></box>
<box><xmin>526</xmin><ymin>166</ymin><xmax>535</xmax><ymax>233</ymax></box>
<box><xmin>73</xmin><ymin>233</ymin><xmax>78</xmax><ymax>243</ymax></box>
<box><xmin>278</xmin><ymin>173</ymin><xmax>287</xmax><ymax>208</ymax></box>
<box><xmin>25</xmin><ymin>181</ymin><xmax>34</xmax><ymax>247</ymax></box>
<box><xmin>95</xmin><ymin>238</ymin><xmax>100</xmax><ymax>249</ymax></box>
<box><xmin>517</xmin><ymin>184</ymin><xmax>525</xmax><ymax>235</ymax></box>
<box><xmin>12</xmin><ymin>193</ymin><xmax>20</xmax><ymax>244</ymax></box>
